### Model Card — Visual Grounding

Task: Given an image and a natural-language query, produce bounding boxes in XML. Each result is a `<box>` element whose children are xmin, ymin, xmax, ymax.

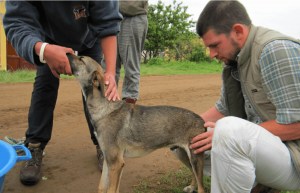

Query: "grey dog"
<box><xmin>67</xmin><ymin>54</ymin><xmax>206</xmax><ymax>193</ymax></box>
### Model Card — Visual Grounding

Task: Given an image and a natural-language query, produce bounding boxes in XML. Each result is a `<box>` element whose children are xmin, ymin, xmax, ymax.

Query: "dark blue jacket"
<box><xmin>3</xmin><ymin>1</ymin><xmax>123</xmax><ymax>65</ymax></box>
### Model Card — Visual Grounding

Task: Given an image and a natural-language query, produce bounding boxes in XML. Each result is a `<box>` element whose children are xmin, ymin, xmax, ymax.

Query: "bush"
<box><xmin>186</xmin><ymin>44</ymin><xmax>210</xmax><ymax>63</ymax></box>
<box><xmin>147</xmin><ymin>57</ymin><xmax>165</xmax><ymax>66</ymax></box>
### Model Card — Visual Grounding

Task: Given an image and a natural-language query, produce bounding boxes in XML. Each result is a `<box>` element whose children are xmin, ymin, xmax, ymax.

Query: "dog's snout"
<box><xmin>67</xmin><ymin>53</ymin><xmax>77</xmax><ymax>74</ymax></box>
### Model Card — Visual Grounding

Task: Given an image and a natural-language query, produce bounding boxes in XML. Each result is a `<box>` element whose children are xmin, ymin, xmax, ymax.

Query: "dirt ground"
<box><xmin>0</xmin><ymin>73</ymin><xmax>222</xmax><ymax>193</ymax></box>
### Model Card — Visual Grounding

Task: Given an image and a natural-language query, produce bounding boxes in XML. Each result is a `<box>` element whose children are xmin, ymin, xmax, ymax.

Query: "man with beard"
<box><xmin>174</xmin><ymin>0</ymin><xmax>300</xmax><ymax>192</ymax></box>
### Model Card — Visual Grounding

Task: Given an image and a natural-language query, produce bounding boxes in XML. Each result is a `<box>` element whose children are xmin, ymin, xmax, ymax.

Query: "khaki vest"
<box><xmin>223</xmin><ymin>24</ymin><xmax>300</xmax><ymax>176</ymax></box>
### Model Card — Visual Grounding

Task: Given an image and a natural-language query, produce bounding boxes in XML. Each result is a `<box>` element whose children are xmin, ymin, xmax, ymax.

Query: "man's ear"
<box><xmin>231</xmin><ymin>24</ymin><xmax>249</xmax><ymax>48</ymax></box>
<box><xmin>232</xmin><ymin>24</ymin><xmax>244</xmax><ymax>38</ymax></box>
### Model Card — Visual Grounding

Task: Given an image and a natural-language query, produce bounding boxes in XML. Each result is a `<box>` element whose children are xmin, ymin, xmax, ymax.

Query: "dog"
<box><xmin>67</xmin><ymin>54</ymin><xmax>206</xmax><ymax>193</ymax></box>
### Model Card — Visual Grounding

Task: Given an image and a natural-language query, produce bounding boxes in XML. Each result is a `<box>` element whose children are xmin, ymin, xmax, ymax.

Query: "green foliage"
<box><xmin>166</xmin><ymin>33</ymin><xmax>210</xmax><ymax>62</ymax></box>
<box><xmin>144</xmin><ymin>0</ymin><xmax>196</xmax><ymax>61</ymax></box>
<box><xmin>147</xmin><ymin>57</ymin><xmax>165</xmax><ymax>66</ymax></box>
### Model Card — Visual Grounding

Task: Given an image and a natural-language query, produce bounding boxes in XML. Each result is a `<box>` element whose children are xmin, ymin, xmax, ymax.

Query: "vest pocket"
<box><xmin>244</xmin><ymin>82</ymin><xmax>276</xmax><ymax>120</ymax></box>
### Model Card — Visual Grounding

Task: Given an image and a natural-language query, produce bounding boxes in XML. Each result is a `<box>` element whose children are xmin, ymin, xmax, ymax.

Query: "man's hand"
<box><xmin>43</xmin><ymin>44</ymin><xmax>74</xmax><ymax>79</ymax></box>
<box><xmin>190</xmin><ymin>122</ymin><xmax>216</xmax><ymax>154</ymax></box>
<box><xmin>104</xmin><ymin>72</ymin><xmax>120</xmax><ymax>101</ymax></box>
<box><xmin>35</xmin><ymin>42</ymin><xmax>74</xmax><ymax>79</ymax></box>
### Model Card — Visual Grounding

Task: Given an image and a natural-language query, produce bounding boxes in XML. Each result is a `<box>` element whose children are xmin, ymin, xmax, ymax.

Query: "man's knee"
<box><xmin>212</xmin><ymin>117</ymin><xmax>247</xmax><ymax>153</ymax></box>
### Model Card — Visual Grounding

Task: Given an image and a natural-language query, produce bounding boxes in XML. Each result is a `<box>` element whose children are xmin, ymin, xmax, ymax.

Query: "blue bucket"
<box><xmin>0</xmin><ymin>140</ymin><xmax>31</xmax><ymax>193</ymax></box>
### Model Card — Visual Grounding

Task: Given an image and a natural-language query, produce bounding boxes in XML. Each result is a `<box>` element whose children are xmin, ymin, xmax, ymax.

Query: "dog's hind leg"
<box><xmin>98</xmin><ymin>156</ymin><xmax>125</xmax><ymax>193</ymax></box>
<box><xmin>173</xmin><ymin>147</ymin><xmax>197</xmax><ymax>193</ymax></box>
<box><xmin>185</xmin><ymin>147</ymin><xmax>205</xmax><ymax>193</ymax></box>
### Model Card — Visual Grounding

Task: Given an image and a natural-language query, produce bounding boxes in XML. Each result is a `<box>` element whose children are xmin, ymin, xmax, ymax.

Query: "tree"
<box><xmin>143</xmin><ymin>0</ymin><xmax>196</xmax><ymax>62</ymax></box>
<box><xmin>166</xmin><ymin>33</ymin><xmax>210</xmax><ymax>62</ymax></box>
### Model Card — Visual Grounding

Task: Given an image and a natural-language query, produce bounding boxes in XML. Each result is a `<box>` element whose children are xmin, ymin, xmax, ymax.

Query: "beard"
<box><xmin>225</xmin><ymin>39</ymin><xmax>240</xmax><ymax>68</ymax></box>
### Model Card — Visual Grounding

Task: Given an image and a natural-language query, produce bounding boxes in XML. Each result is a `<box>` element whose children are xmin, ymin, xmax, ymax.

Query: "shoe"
<box><xmin>20</xmin><ymin>143</ymin><xmax>43</xmax><ymax>185</ymax></box>
<box><xmin>251</xmin><ymin>183</ymin><xmax>281</xmax><ymax>193</ymax></box>
<box><xmin>96</xmin><ymin>145</ymin><xmax>104</xmax><ymax>172</ymax></box>
<box><xmin>125</xmin><ymin>98</ymin><xmax>136</xmax><ymax>105</ymax></box>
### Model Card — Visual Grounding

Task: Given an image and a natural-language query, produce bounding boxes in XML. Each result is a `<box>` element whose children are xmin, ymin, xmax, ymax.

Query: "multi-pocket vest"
<box><xmin>223</xmin><ymin>24</ymin><xmax>300</xmax><ymax>176</ymax></box>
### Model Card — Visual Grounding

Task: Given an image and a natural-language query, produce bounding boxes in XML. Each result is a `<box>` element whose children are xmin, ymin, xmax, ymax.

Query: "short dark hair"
<box><xmin>196</xmin><ymin>0</ymin><xmax>252</xmax><ymax>37</ymax></box>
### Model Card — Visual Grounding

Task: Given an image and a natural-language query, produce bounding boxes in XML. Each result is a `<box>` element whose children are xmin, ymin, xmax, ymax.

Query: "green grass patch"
<box><xmin>0</xmin><ymin>60</ymin><xmax>222</xmax><ymax>83</ymax></box>
<box><xmin>122</xmin><ymin>60</ymin><xmax>222</xmax><ymax>77</ymax></box>
<box><xmin>132</xmin><ymin>164</ymin><xmax>300</xmax><ymax>193</ymax></box>
<box><xmin>133</xmin><ymin>164</ymin><xmax>211</xmax><ymax>193</ymax></box>
<box><xmin>0</xmin><ymin>69</ymin><xmax>75</xmax><ymax>83</ymax></box>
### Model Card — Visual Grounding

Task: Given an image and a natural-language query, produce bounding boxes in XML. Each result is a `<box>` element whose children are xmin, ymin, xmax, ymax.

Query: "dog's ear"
<box><xmin>92</xmin><ymin>71</ymin><xmax>101</xmax><ymax>88</ymax></box>
<box><xmin>91</xmin><ymin>71</ymin><xmax>106</xmax><ymax>97</ymax></box>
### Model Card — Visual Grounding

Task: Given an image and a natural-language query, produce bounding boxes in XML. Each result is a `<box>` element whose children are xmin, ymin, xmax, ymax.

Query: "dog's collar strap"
<box><xmin>39</xmin><ymin>43</ymin><xmax>49</xmax><ymax>64</ymax></box>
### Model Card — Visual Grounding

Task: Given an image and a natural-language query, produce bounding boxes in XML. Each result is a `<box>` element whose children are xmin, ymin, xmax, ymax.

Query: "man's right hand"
<box><xmin>189</xmin><ymin>122</ymin><xmax>216</xmax><ymax>154</ymax></box>
<box><xmin>35</xmin><ymin>42</ymin><xmax>74</xmax><ymax>79</ymax></box>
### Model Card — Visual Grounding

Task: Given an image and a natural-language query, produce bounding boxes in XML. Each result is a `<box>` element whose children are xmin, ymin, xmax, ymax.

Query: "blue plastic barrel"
<box><xmin>0</xmin><ymin>140</ymin><xmax>31</xmax><ymax>193</ymax></box>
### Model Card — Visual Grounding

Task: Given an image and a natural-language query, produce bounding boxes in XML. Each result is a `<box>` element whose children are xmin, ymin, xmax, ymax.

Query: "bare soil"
<box><xmin>0</xmin><ymin>73</ymin><xmax>222</xmax><ymax>193</ymax></box>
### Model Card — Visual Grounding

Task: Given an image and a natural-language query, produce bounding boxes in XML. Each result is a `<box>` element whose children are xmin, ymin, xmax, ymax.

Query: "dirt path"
<box><xmin>0</xmin><ymin>73</ymin><xmax>222</xmax><ymax>193</ymax></box>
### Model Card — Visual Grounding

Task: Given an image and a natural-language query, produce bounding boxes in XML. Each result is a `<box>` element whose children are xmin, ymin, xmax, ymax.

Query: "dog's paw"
<box><xmin>183</xmin><ymin>185</ymin><xmax>197</xmax><ymax>193</ymax></box>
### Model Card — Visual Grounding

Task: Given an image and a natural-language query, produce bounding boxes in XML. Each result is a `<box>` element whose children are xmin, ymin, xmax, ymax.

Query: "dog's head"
<box><xmin>67</xmin><ymin>54</ymin><xmax>106</xmax><ymax>100</ymax></box>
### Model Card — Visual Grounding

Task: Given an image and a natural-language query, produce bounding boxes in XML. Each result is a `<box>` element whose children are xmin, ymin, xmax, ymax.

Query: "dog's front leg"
<box><xmin>99</xmin><ymin>159</ymin><xmax>108</xmax><ymax>193</ymax></box>
<box><xmin>98</xmin><ymin>157</ymin><xmax>125</xmax><ymax>193</ymax></box>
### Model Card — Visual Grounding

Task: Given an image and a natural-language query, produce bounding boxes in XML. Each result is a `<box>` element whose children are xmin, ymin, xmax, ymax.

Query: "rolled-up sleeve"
<box><xmin>259</xmin><ymin>40</ymin><xmax>300</xmax><ymax>124</ymax></box>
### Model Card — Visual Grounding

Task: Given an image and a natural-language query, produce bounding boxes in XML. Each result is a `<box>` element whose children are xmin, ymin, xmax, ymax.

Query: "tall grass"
<box><xmin>0</xmin><ymin>60</ymin><xmax>223</xmax><ymax>83</ymax></box>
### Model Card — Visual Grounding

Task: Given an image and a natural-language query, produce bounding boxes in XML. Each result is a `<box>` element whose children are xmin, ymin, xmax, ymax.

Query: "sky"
<box><xmin>149</xmin><ymin>0</ymin><xmax>300</xmax><ymax>39</ymax></box>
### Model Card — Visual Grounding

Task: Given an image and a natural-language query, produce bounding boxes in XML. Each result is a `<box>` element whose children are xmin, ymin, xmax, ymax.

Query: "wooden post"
<box><xmin>0</xmin><ymin>0</ymin><xmax>6</xmax><ymax>71</ymax></box>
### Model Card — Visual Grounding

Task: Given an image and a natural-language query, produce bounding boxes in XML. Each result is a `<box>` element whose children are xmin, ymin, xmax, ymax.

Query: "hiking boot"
<box><xmin>20</xmin><ymin>143</ymin><xmax>43</xmax><ymax>185</ymax></box>
<box><xmin>251</xmin><ymin>183</ymin><xmax>281</xmax><ymax>193</ymax></box>
<box><xmin>96</xmin><ymin>145</ymin><xmax>104</xmax><ymax>172</ymax></box>
<box><xmin>125</xmin><ymin>98</ymin><xmax>136</xmax><ymax>105</ymax></box>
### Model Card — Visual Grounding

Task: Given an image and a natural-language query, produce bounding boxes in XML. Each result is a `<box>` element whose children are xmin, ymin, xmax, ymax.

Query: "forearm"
<box><xmin>101</xmin><ymin>36</ymin><xmax>117</xmax><ymax>76</ymax></box>
<box><xmin>200</xmin><ymin>107</ymin><xmax>226</xmax><ymax>123</ymax></box>
<box><xmin>259</xmin><ymin>120</ymin><xmax>300</xmax><ymax>141</ymax></box>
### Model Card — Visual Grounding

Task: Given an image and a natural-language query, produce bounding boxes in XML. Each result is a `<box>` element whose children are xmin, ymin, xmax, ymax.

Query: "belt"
<box><xmin>122</xmin><ymin>13</ymin><xmax>146</xmax><ymax>18</ymax></box>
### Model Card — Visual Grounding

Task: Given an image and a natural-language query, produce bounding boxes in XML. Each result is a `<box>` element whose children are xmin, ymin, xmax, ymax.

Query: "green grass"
<box><xmin>133</xmin><ymin>164</ymin><xmax>211</xmax><ymax>193</ymax></box>
<box><xmin>133</xmin><ymin>164</ymin><xmax>300</xmax><ymax>193</ymax></box>
<box><xmin>138</xmin><ymin>60</ymin><xmax>222</xmax><ymax>77</ymax></box>
<box><xmin>0</xmin><ymin>69</ymin><xmax>74</xmax><ymax>83</ymax></box>
<box><xmin>0</xmin><ymin>60</ymin><xmax>222</xmax><ymax>83</ymax></box>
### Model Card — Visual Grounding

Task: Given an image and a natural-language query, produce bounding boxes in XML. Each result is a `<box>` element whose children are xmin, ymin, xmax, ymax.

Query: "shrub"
<box><xmin>147</xmin><ymin>57</ymin><xmax>165</xmax><ymax>66</ymax></box>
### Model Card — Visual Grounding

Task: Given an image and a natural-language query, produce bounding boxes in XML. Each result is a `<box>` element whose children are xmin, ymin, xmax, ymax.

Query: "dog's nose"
<box><xmin>66</xmin><ymin>53</ymin><xmax>76</xmax><ymax>74</ymax></box>
<box><xmin>66</xmin><ymin>53</ymin><xmax>74</xmax><ymax>61</ymax></box>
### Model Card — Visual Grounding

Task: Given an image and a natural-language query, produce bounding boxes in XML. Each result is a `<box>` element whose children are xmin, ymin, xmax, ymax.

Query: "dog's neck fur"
<box><xmin>85</xmin><ymin>84</ymin><xmax>123</xmax><ymax>128</ymax></box>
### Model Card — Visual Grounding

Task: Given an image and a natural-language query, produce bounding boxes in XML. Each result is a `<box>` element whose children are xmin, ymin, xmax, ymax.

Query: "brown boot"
<box><xmin>20</xmin><ymin>143</ymin><xmax>43</xmax><ymax>185</ymax></box>
<box><xmin>96</xmin><ymin>145</ymin><xmax>104</xmax><ymax>172</ymax></box>
<box><xmin>125</xmin><ymin>98</ymin><xmax>136</xmax><ymax>105</ymax></box>
<box><xmin>251</xmin><ymin>183</ymin><xmax>281</xmax><ymax>193</ymax></box>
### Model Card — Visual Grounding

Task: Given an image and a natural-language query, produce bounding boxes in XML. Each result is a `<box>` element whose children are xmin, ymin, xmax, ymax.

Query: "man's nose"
<box><xmin>209</xmin><ymin>48</ymin><xmax>218</xmax><ymax>59</ymax></box>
